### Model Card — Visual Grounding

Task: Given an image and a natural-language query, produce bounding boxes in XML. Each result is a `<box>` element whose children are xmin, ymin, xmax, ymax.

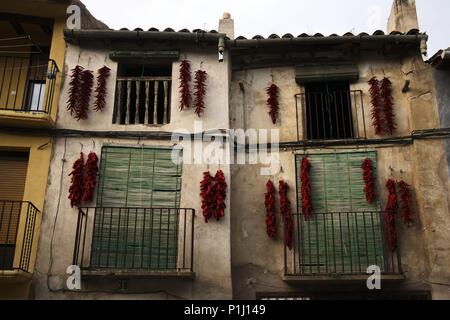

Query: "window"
<box><xmin>25</xmin><ymin>80</ymin><xmax>46</xmax><ymax>111</ymax></box>
<box><xmin>302</xmin><ymin>81</ymin><xmax>357</xmax><ymax>140</ymax></box>
<box><xmin>113</xmin><ymin>64</ymin><xmax>172</xmax><ymax>125</ymax></box>
<box><xmin>294</xmin><ymin>152</ymin><xmax>389</xmax><ymax>274</ymax></box>
<box><xmin>90</xmin><ymin>146</ymin><xmax>182</xmax><ymax>270</ymax></box>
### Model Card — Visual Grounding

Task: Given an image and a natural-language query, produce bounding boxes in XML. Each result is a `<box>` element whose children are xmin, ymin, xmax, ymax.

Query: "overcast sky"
<box><xmin>82</xmin><ymin>0</ymin><xmax>449</xmax><ymax>56</ymax></box>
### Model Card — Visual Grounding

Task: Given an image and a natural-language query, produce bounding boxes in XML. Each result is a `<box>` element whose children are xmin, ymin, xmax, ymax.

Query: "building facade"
<box><xmin>1</xmin><ymin>0</ymin><xmax>448</xmax><ymax>300</ymax></box>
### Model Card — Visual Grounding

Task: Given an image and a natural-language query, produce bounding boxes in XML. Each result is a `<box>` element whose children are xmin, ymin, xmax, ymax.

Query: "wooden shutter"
<box><xmin>295</xmin><ymin>152</ymin><xmax>385</xmax><ymax>273</ymax></box>
<box><xmin>91</xmin><ymin>146</ymin><xmax>182</xmax><ymax>270</ymax></box>
<box><xmin>0</xmin><ymin>152</ymin><xmax>28</xmax><ymax>245</ymax></box>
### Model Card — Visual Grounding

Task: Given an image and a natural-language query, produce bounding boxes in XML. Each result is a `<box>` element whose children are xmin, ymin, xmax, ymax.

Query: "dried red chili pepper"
<box><xmin>68</xmin><ymin>153</ymin><xmax>84</xmax><ymax>208</ymax></box>
<box><xmin>380</xmin><ymin>77</ymin><xmax>396</xmax><ymax>135</ymax></box>
<box><xmin>369</xmin><ymin>77</ymin><xmax>384</xmax><ymax>136</ymax></box>
<box><xmin>93</xmin><ymin>66</ymin><xmax>111</xmax><ymax>112</ymax></box>
<box><xmin>300</xmin><ymin>157</ymin><xmax>312</xmax><ymax>220</ymax></box>
<box><xmin>385</xmin><ymin>179</ymin><xmax>398</xmax><ymax>251</ymax></box>
<box><xmin>266</xmin><ymin>84</ymin><xmax>279</xmax><ymax>124</ymax></box>
<box><xmin>200</xmin><ymin>171</ymin><xmax>215</xmax><ymax>223</ymax></box>
<box><xmin>264</xmin><ymin>180</ymin><xmax>277</xmax><ymax>239</ymax></box>
<box><xmin>67</xmin><ymin>65</ymin><xmax>84</xmax><ymax>116</ymax></box>
<box><xmin>398</xmin><ymin>180</ymin><xmax>413</xmax><ymax>225</ymax></box>
<box><xmin>279</xmin><ymin>180</ymin><xmax>293</xmax><ymax>250</ymax></box>
<box><xmin>362</xmin><ymin>158</ymin><xmax>376</xmax><ymax>204</ymax></box>
<box><xmin>194</xmin><ymin>70</ymin><xmax>207</xmax><ymax>117</ymax></box>
<box><xmin>82</xmin><ymin>152</ymin><xmax>99</xmax><ymax>202</ymax></box>
<box><xmin>214</xmin><ymin>170</ymin><xmax>227</xmax><ymax>221</ymax></box>
<box><xmin>179</xmin><ymin>60</ymin><xmax>191</xmax><ymax>110</ymax></box>
<box><xmin>75</xmin><ymin>69</ymin><xmax>94</xmax><ymax>120</ymax></box>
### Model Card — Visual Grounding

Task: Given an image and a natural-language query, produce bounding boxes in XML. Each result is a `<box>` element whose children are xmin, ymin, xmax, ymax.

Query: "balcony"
<box><xmin>0</xmin><ymin>200</ymin><xmax>40</xmax><ymax>282</ymax></box>
<box><xmin>0</xmin><ymin>56</ymin><xmax>59</xmax><ymax>128</ymax></box>
<box><xmin>73</xmin><ymin>207</ymin><xmax>195</xmax><ymax>279</ymax></box>
<box><xmin>283</xmin><ymin>212</ymin><xmax>404</xmax><ymax>283</ymax></box>
<box><xmin>113</xmin><ymin>76</ymin><xmax>172</xmax><ymax>126</ymax></box>
<box><xmin>295</xmin><ymin>90</ymin><xmax>367</xmax><ymax>141</ymax></box>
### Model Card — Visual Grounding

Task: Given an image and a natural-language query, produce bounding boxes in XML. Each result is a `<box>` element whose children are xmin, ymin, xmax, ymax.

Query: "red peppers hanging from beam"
<box><xmin>398</xmin><ymin>180</ymin><xmax>414</xmax><ymax>225</ymax></box>
<box><xmin>82</xmin><ymin>152</ymin><xmax>99</xmax><ymax>202</ymax></box>
<box><xmin>200</xmin><ymin>171</ymin><xmax>215</xmax><ymax>223</ymax></box>
<box><xmin>369</xmin><ymin>77</ymin><xmax>384</xmax><ymax>136</ymax></box>
<box><xmin>75</xmin><ymin>69</ymin><xmax>94</xmax><ymax>121</ymax></box>
<box><xmin>67</xmin><ymin>65</ymin><xmax>84</xmax><ymax>117</ymax></box>
<box><xmin>266</xmin><ymin>84</ymin><xmax>279</xmax><ymax>124</ymax></box>
<box><xmin>368</xmin><ymin>76</ymin><xmax>397</xmax><ymax>136</ymax></box>
<box><xmin>194</xmin><ymin>70</ymin><xmax>207</xmax><ymax>117</ymax></box>
<box><xmin>380</xmin><ymin>77</ymin><xmax>396</xmax><ymax>135</ymax></box>
<box><xmin>93</xmin><ymin>66</ymin><xmax>111</xmax><ymax>112</ymax></box>
<box><xmin>300</xmin><ymin>157</ymin><xmax>312</xmax><ymax>220</ymax></box>
<box><xmin>279</xmin><ymin>180</ymin><xmax>293</xmax><ymax>250</ymax></box>
<box><xmin>214</xmin><ymin>170</ymin><xmax>227</xmax><ymax>221</ymax></box>
<box><xmin>385</xmin><ymin>179</ymin><xmax>398</xmax><ymax>252</ymax></box>
<box><xmin>362</xmin><ymin>158</ymin><xmax>376</xmax><ymax>204</ymax></box>
<box><xmin>179</xmin><ymin>60</ymin><xmax>192</xmax><ymax>110</ymax></box>
<box><xmin>68</xmin><ymin>153</ymin><xmax>84</xmax><ymax>208</ymax></box>
<box><xmin>264</xmin><ymin>180</ymin><xmax>277</xmax><ymax>239</ymax></box>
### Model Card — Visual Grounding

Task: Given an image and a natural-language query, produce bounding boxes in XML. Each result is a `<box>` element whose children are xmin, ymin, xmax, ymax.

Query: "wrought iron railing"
<box><xmin>295</xmin><ymin>90</ymin><xmax>367</xmax><ymax>141</ymax></box>
<box><xmin>113</xmin><ymin>76</ymin><xmax>171</xmax><ymax>125</ymax></box>
<box><xmin>73</xmin><ymin>207</ymin><xmax>195</xmax><ymax>273</ymax></box>
<box><xmin>0</xmin><ymin>56</ymin><xmax>59</xmax><ymax>114</ymax></box>
<box><xmin>0</xmin><ymin>200</ymin><xmax>40</xmax><ymax>273</ymax></box>
<box><xmin>284</xmin><ymin>212</ymin><xmax>402</xmax><ymax>276</ymax></box>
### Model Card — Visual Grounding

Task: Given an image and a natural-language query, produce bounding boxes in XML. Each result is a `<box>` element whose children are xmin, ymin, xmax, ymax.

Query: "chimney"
<box><xmin>387</xmin><ymin>0</ymin><xmax>419</xmax><ymax>33</ymax></box>
<box><xmin>219</xmin><ymin>12</ymin><xmax>234</xmax><ymax>40</ymax></box>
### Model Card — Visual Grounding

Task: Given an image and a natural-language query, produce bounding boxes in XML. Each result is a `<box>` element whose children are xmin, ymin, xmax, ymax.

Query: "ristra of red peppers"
<box><xmin>398</xmin><ymin>180</ymin><xmax>413</xmax><ymax>225</ymax></box>
<box><xmin>368</xmin><ymin>77</ymin><xmax>384</xmax><ymax>136</ymax></box>
<box><xmin>75</xmin><ymin>69</ymin><xmax>94</xmax><ymax>121</ymax></box>
<box><xmin>68</xmin><ymin>153</ymin><xmax>84</xmax><ymax>208</ymax></box>
<box><xmin>264</xmin><ymin>180</ymin><xmax>277</xmax><ymax>239</ymax></box>
<box><xmin>266</xmin><ymin>84</ymin><xmax>279</xmax><ymax>124</ymax></box>
<box><xmin>194</xmin><ymin>70</ymin><xmax>207</xmax><ymax>117</ymax></box>
<box><xmin>214</xmin><ymin>170</ymin><xmax>227</xmax><ymax>221</ymax></box>
<box><xmin>380</xmin><ymin>77</ymin><xmax>396</xmax><ymax>135</ymax></box>
<box><xmin>67</xmin><ymin>65</ymin><xmax>84</xmax><ymax>116</ymax></box>
<box><xmin>300</xmin><ymin>157</ymin><xmax>312</xmax><ymax>220</ymax></box>
<box><xmin>385</xmin><ymin>179</ymin><xmax>398</xmax><ymax>252</ymax></box>
<box><xmin>279</xmin><ymin>180</ymin><xmax>293</xmax><ymax>250</ymax></box>
<box><xmin>93</xmin><ymin>66</ymin><xmax>111</xmax><ymax>112</ymax></box>
<box><xmin>362</xmin><ymin>158</ymin><xmax>376</xmax><ymax>204</ymax></box>
<box><xmin>179</xmin><ymin>60</ymin><xmax>191</xmax><ymax>110</ymax></box>
<box><xmin>82</xmin><ymin>152</ymin><xmax>99</xmax><ymax>202</ymax></box>
<box><xmin>200</xmin><ymin>171</ymin><xmax>215</xmax><ymax>223</ymax></box>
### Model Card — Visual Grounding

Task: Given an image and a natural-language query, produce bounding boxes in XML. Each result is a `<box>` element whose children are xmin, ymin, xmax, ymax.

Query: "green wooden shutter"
<box><xmin>295</xmin><ymin>152</ymin><xmax>385</xmax><ymax>273</ymax></box>
<box><xmin>91</xmin><ymin>146</ymin><xmax>182</xmax><ymax>270</ymax></box>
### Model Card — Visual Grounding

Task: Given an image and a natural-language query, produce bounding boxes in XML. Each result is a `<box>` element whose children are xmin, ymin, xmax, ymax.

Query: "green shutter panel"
<box><xmin>91</xmin><ymin>146</ymin><xmax>182</xmax><ymax>270</ymax></box>
<box><xmin>295</xmin><ymin>152</ymin><xmax>385</xmax><ymax>273</ymax></box>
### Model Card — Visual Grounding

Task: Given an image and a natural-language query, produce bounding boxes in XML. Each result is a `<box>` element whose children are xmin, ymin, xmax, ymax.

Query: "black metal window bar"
<box><xmin>0</xmin><ymin>200</ymin><xmax>39</xmax><ymax>272</ymax></box>
<box><xmin>113</xmin><ymin>77</ymin><xmax>171</xmax><ymax>125</ymax></box>
<box><xmin>0</xmin><ymin>55</ymin><xmax>59</xmax><ymax>114</ymax></box>
<box><xmin>73</xmin><ymin>207</ymin><xmax>195</xmax><ymax>273</ymax></box>
<box><xmin>284</xmin><ymin>212</ymin><xmax>402</xmax><ymax>276</ymax></box>
<box><xmin>295</xmin><ymin>90</ymin><xmax>367</xmax><ymax>141</ymax></box>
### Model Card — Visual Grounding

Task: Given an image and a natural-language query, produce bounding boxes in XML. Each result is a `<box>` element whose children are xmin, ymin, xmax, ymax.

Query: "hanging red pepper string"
<box><xmin>362</xmin><ymin>158</ymin><xmax>376</xmax><ymax>204</ymax></box>
<box><xmin>93</xmin><ymin>66</ymin><xmax>111</xmax><ymax>112</ymax></box>
<box><xmin>368</xmin><ymin>77</ymin><xmax>384</xmax><ymax>136</ymax></box>
<box><xmin>264</xmin><ymin>180</ymin><xmax>277</xmax><ymax>239</ymax></box>
<box><xmin>75</xmin><ymin>69</ymin><xmax>94</xmax><ymax>120</ymax></box>
<box><xmin>67</xmin><ymin>65</ymin><xmax>84</xmax><ymax>116</ymax></box>
<box><xmin>279</xmin><ymin>180</ymin><xmax>293</xmax><ymax>250</ymax></box>
<box><xmin>266</xmin><ymin>84</ymin><xmax>279</xmax><ymax>124</ymax></box>
<box><xmin>68</xmin><ymin>153</ymin><xmax>84</xmax><ymax>208</ymax></box>
<box><xmin>300</xmin><ymin>157</ymin><xmax>312</xmax><ymax>220</ymax></box>
<box><xmin>194</xmin><ymin>70</ymin><xmax>207</xmax><ymax>117</ymax></box>
<box><xmin>380</xmin><ymin>77</ymin><xmax>396</xmax><ymax>135</ymax></box>
<box><xmin>398</xmin><ymin>180</ymin><xmax>414</xmax><ymax>225</ymax></box>
<box><xmin>82</xmin><ymin>152</ymin><xmax>99</xmax><ymax>202</ymax></box>
<box><xmin>200</xmin><ymin>171</ymin><xmax>215</xmax><ymax>223</ymax></box>
<box><xmin>179</xmin><ymin>60</ymin><xmax>191</xmax><ymax>110</ymax></box>
<box><xmin>214</xmin><ymin>170</ymin><xmax>227</xmax><ymax>221</ymax></box>
<box><xmin>385</xmin><ymin>179</ymin><xmax>398</xmax><ymax>251</ymax></box>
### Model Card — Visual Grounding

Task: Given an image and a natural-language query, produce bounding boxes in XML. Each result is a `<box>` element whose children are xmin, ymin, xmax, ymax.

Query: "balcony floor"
<box><xmin>81</xmin><ymin>269</ymin><xmax>196</xmax><ymax>280</ymax></box>
<box><xmin>0</xmin><ymin>109</ymin><xmax>55</xmax><ymax>128</ymax></box>
<box><xmin>283</xmin><ymin>273</ymin><xmax>405</xmax><ymax>283</ymax></box>
<box><xmin>0</xmin><ymin>270</ymin><xmax>32</xmax><ymax>284</ymax></box>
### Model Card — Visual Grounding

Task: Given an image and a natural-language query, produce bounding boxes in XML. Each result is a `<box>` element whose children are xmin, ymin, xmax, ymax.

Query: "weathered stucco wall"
<box><xmin>433</xmin><ymin>68</ymin><xmax>450</xmax><ymax>177</ymax></box>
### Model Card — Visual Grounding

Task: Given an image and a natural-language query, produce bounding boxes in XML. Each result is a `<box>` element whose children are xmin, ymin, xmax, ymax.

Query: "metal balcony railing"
<box><xmin>73</xmin><ymin>207</ymin><xmax>195</xmax><ymax>274</ymax></box>
<box><xmin>295</xmin><ymin>90</ymin><xmax>367</xmax><ymax>141</ymax></box>
<box><xmin>113</xmin><ymin>76</ymin><xmax>172</xmax><ymax>125</ymax></box>
<box><xmin>284</xmin><ymin>212</ymin><xmax>402</xmax><ymax>277</ymax></box>
<box><xmin>0</xmin><ymin>200</ymin><xmax>40</xmax><ymax>273</ymax></box>
<box><xmin>0</xmin><ymin>55</ymin><xmax>59</xmax><ymax>114</ymax></box>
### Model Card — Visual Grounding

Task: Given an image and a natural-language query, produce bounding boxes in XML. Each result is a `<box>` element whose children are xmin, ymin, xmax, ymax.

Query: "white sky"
<box><xmin>82</xmin><ymin>0</ymin><xmax>449</xmax><ymax>56</ymax></box>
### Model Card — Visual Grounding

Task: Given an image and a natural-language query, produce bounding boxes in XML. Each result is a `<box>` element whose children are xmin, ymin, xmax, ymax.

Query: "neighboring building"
<box><xmin>25</xmin><ymin>0</ymin><xmax>450</xmax><ymax>300</ymax></box>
